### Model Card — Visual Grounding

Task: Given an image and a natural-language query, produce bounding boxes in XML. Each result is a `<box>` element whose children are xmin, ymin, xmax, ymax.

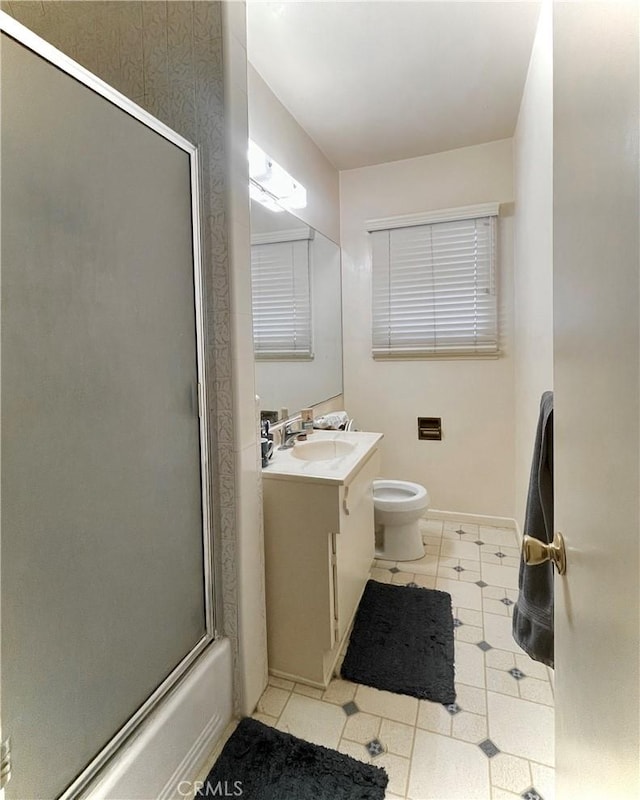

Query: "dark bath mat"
<box><xmin>196</xmin><ymin>717</ymin><xmax>388</xmax><ymax>799</ymax></box>
<box><xmin>341</xmin><ymin>579</ymin><xmax>456</xmax><ymax>703</ymax></box>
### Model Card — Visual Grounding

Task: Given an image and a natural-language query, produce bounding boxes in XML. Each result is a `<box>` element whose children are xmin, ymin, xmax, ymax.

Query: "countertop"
<box><xmin>261</xmin><ymin>429</ymin><xmax>384</xmax><ymax>486</ymax></box>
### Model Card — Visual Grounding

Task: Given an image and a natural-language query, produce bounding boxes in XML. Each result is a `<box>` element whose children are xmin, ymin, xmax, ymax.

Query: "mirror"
<box><xmin>250</xmin><ymin>199</ymin><xmax>343</xmax><ymax>416</ymax></box>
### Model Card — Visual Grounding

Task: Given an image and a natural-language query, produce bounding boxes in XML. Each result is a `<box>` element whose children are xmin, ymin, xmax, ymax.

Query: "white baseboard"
<box><xmin>426</xmin><ymin>508</ymin><xmax>517</xmax><ymax>529</ymax></box>
<box><xmin>268</xmin><ymin>667</ymin><xmax>326</xmax><ymax>690</ymax></box>
<box><xmin>514</xmin><ymin>518</ymin><xmax>523</xmax><ymax>545</ymax></box>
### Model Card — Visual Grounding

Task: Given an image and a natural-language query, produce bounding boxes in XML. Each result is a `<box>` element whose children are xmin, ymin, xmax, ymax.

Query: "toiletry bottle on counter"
<box><xmin>301</xmin><ymin>408</ymin><xmax>314</xmax><ymax>433</ymax></box>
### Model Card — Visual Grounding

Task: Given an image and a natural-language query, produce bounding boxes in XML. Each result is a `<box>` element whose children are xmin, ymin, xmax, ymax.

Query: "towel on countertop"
<box><xmin>313</xmin><ymin>411</ymin><xmax>350</xmax><ymax>430</ymax></box>
<box><xmin>512</xmin><ymin>391</ymin><xmax>555</xmax><ymax>668</ymax></box>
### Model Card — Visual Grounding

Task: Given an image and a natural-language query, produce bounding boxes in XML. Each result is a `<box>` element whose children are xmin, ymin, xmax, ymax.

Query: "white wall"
<box><xmin>222</xmin><ymin>1</ymin><xmax>268</xmax><ymax>717</ymax></box>
<box><xmin>248</xmin><ymin>63</ymin><xmax>340</xmax><ymax>244</ymax></box>
<box><xmin>340</xmin><ymin>139</ymin><xmax>516</xmax><ymax>517</ymax></box>
<box><xmin>513</xmin><ymin>1</ymin><xmax>553</xmax><ymax>531</ymax></box>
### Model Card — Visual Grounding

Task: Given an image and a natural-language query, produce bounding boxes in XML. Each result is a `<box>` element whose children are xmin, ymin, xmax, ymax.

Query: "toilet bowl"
<box><xmin>373</xmin><ymin>479</ymin><xmax>430</xmax><ymax>561</ymax></box>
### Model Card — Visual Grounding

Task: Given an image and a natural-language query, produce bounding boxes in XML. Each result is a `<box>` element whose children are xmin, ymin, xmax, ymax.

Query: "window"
<box><xmin>251</xmin><ymin>237</ymin><xmax>313</xmax><ymax>359</ymax></box>
<box><xmin>370</xmin><ymin>206</ymin><xmax>499</xmax><ymax>358</ymax></box>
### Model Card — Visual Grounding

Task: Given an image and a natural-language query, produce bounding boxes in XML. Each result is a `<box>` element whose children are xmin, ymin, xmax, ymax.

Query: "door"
<box><xmin>1</xmin><ymin>17</ymin><xmax>214</xmax><ymax>800</ymax></box>
<box><xmin>553</xmin><ymin>2</ymin><xmax>639</xmax><ymax>798</ymax></box>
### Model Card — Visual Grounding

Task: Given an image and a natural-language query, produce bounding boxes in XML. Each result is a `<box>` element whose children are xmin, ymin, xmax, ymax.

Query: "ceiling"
<box><xmin>247</xmin><ymin>1</ymin><xmax>541</xmax><ymax>170</ymax></box>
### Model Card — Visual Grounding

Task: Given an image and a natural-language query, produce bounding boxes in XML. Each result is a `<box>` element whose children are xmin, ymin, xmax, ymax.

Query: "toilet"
<box><xmin>373</xmin><ymin>479</ymin><xmax>430</xmax><ymax>561</ymax></box>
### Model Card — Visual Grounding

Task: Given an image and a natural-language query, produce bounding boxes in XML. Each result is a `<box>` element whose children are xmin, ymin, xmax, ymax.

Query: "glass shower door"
<box><xmin>1</xmin><ymin>22</ymin><xmax>214</xmax><ymax>800</ymax></box>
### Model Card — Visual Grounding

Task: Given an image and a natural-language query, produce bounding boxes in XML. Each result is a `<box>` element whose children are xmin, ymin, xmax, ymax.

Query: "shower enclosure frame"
<box><xmin>0</xmin><ymin>12</ymin><xmax>219</xmax><ymax>800</ymax></box>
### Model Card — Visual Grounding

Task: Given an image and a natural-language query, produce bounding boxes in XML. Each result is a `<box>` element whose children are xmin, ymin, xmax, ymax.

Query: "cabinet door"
<box><xmin>334</xmin><ymin>451</ymin><xmax>380</xmax><ymax>642</ymax></box>
<box><xmin>263</xmin><ymin>478</ymin><xmax>339</xmax><ymax>682</ymax></box>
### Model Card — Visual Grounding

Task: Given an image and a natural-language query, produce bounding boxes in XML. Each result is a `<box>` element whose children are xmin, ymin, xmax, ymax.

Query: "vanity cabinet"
<box><xmin>262</xmin><ymin>440</ymin><xmax>381</xmax><ymax>688</ymax></box>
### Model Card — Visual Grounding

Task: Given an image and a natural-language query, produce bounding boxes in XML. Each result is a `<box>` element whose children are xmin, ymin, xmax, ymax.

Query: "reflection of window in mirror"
<box><xmin>249</xmin><ymin>199</ymin><xmax>344</xmax><ymax>415</ymax></box>
<box><xmin>251</xmin><ymin>235</ymin><xmax>313</xmax><ymax>360</ymax></box>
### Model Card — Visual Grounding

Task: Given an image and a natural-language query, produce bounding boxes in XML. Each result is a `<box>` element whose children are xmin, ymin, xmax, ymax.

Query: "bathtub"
<box><xmin>83</xmin><ymin>638</ymin><xmax>233</xmax><ymax>800</ymax></box>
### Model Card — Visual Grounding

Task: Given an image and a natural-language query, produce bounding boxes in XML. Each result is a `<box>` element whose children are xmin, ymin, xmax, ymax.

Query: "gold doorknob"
<box><xmin>522</xmin><ymin>531</ymin><xmax>567</xmax><ymax>575</ymax></box>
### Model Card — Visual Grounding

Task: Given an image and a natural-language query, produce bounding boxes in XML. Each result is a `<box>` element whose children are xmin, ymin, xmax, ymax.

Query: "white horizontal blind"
<box><xmin>251</xmin><ymin>239</ymin><xmax>312</xmax><ymax>359</ymax></box>
<box><xmin>371</xmin><ymin>215</ymin><xmax>498</xmax><ymax>357</ymax></box>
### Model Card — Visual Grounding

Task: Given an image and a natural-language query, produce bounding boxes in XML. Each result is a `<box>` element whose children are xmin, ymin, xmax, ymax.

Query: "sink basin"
<box><xmin>263</xmin><ymin>430</ymin><xmax>384</xmax><ymax>484</ymax></box>
<box><xmin>291</xmin><ymin>439</ymin><xmax>356</xmax><ymax>462</ymax></box>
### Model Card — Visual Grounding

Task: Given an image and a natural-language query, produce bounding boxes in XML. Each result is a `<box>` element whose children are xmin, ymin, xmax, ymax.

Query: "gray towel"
<box><xmin>512</xmin><ymin>391</ymin><xmax>554</xmax><ymax>667</ymax></box>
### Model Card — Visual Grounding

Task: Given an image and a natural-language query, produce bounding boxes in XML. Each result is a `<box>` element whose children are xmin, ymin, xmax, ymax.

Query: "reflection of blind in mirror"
<box><xmin>251</xmin><ymin>239</ymin><xmax>313</xmax><ymax>358</ymax></box>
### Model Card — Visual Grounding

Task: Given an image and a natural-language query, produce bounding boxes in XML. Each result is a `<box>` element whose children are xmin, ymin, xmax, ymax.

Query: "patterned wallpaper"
<box><xmin>2</xmin><ymin>1</ymin><xmax>240</xmax><ymax>708</ymax></box>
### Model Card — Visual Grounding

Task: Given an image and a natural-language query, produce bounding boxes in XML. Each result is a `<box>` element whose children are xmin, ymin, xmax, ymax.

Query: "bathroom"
<box><xmin>1</xmin><ymin>2</ymin><xmax>639</xmax><ymax>800</ymax></box>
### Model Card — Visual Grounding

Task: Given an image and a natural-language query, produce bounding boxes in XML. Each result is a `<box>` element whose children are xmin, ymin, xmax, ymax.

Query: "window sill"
<box><xmin>255</xmin><ymin>354</ymin><xmax>315</xmax><ymax>362</ymax></box>
<box><xmin>372</xmin><ymin>351</ymin><xmax>501</xmax><ymax>361</ymax></box>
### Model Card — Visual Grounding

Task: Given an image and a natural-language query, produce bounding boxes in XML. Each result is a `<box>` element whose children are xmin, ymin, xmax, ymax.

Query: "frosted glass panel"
<box><xmin>1</xmin><ymin>35</ymin><xmax>208</xmax><ymax>799</ymax></box>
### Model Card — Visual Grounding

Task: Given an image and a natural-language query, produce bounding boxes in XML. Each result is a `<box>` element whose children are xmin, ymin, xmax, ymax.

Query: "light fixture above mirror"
<box><xmin>248</xmin><ymin>139</ymin><xmax>307</xmax><ymax>212</ymax></box>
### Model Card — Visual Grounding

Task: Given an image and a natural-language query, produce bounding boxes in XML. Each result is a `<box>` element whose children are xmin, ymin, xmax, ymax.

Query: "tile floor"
<box><xmin>237</xmin><ymin>517</ymin><xmax>554</xmax><ymax>799</ymax></box>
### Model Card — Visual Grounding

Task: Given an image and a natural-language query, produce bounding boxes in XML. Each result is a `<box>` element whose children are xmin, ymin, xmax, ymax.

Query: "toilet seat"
<box><xmin>373</xmin><ymin>479</ymin><xmax>429</xmax><ymax>513</ymax></box>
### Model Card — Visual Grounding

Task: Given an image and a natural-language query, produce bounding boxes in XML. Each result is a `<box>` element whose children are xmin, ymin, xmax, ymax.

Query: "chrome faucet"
<box><xmin>279</xmin><ymin>421</ymin><xmax>307</xmax><ymax>449</ymax></box>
